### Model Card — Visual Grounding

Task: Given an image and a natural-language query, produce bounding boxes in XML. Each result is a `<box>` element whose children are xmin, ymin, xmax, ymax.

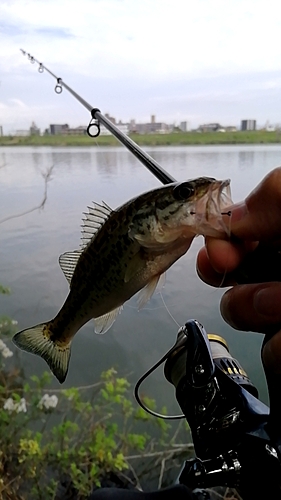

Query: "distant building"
<box><xmin>135</xmin><ymin>122</ymin><xmax>169</xmax><ymax>134</ymax></box>
<box><xmin>179</xmin><ymin>121</ymin><xmax>189</xmax><ymax>132</ymax></box>
<box><xmin>198</xmin><ymin>123</ymin><xmax>223</xmax><ymax>132</ymax></box>
<box><xmin>129</xmin><ymin>119</ymin><xmax>136</xmax><ymax>132</ymax></box>
<box><xmin>225</xmin><ymin>126</ymin><xmax>237</xmax><ymax>132</ymax></box>
<box><xmin>50</xmin><ymin>124</ymin><xmax>69</xmax><ymax>135</ymax></box>
<box><xmin>100</xmin><ymin>121</ymin><xmax>129</xmax><ymax>136</ymax></box>
<box><xmin>0</xmin><ymin>125</ymin><xmax>3</xmax><ymax>137</ymax></box>
<box><xmin>63</xmin><ymin>126</ymin><xmax>87</xmax><ymax>135</ymax></box>
<box><xmin>30</xmin><ymin>121</ymin><xmax>40</xmax><ymax>136</ymax></box>
<box><xmin>131</xmin><ymin>115</ymin><xmax>169</xmax><ymax>134</ymax></box>
<box><xmin>241</xmin><ymin>120</ymin><xmax>256</xmax><ymax>131</ymax></box>
<box><xmin>49</xmin><ymin>124</ymin><xmax>87</xmax><ymax>135</ymax></box>
<box><xmin>264</xmin><ymin>121</ymin><xmax>275</xmax><ymax>132</ymax></box>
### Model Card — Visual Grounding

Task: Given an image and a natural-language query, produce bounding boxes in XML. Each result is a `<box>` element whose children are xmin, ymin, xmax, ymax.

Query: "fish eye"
<box><xmin>173</xmin><ymin>182</ymin><xmax>195</xmax><ymax>200</ymax></box>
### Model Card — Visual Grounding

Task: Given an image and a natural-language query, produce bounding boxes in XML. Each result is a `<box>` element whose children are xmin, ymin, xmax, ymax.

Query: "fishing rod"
<box><xmin>20</xmin><ymin>49</ymin><xmax>175</xmax><ymax>186</ymax></box>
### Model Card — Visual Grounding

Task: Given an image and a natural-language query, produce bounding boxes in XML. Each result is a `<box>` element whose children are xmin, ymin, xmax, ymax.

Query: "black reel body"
<box><xmin>135</xmin><ymin>319</ymin><xmax>281</xmax><ymax>498</ymax></box>
<box><xmin>164</xmin><ymin>320</ymin><xmax>264</xmax><ymax>459</ymax></box>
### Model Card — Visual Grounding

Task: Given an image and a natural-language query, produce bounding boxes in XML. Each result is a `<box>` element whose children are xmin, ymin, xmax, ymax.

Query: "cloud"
<box><xmin>1</xmin><ymin>0</ymin><xmax>281</xmax><ymax>131</ymax></box>
<box><xmin>0</xmin><ymin>21</ymin><xmax>26</xmax><ymax>36</ymax></box>
<box><xmin>34</xmin><ymin>27</ymin><xmax>75</xmax><ymax>38</ymax></box>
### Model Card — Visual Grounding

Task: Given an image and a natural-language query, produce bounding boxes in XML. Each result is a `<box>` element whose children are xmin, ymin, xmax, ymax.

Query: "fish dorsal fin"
<box><xmin>94</xmin><ymin>306</ymin><xmax>122</xmax><ymax>334</ymax></box>
<box><xmin>137</xmin><ymin>274</ymin><xmax>163</xmax><ymax>309</ymax></box>
<box><xmin>81</xmin><ymin>201</ymin><xmax>113</xmax><ymax>248</ymax></box>
<box><xmin>59</xmin><ymin>250</ymin><xmax>82</xmax><ymax>284</ymax></box>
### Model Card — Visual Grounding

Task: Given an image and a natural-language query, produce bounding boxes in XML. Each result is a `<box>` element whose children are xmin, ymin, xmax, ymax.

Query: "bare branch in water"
<box><xmin>0</xmin><ymin>165</ymin><xmax>55</xmax><ymax>225</ymax></box>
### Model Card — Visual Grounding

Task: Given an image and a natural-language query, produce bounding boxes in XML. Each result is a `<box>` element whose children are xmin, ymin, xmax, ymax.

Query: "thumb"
<box><xmin>229</xmin><ymin>167</ymin><xmax>281</xmax><ymax>241</ymax></box>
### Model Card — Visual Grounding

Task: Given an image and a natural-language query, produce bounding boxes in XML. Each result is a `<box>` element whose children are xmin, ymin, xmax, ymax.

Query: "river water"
<box><xmin>1</xmin><ymin>144</ymin><xmax>281</xmax><ymax>410</ymax></box>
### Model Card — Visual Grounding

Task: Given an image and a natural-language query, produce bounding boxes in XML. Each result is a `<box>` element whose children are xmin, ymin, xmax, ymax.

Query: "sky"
<box><xmin>1</xmin><ymin>0</ymin><xmax>281</xmax><ymax>133</ymax></box>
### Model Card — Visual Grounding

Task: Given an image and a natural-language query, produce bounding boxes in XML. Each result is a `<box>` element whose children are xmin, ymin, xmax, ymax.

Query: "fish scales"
<box><xmin>13</xmin><ymin>177</ymin><xmax>233</xmax><ymax>383</ymax></box>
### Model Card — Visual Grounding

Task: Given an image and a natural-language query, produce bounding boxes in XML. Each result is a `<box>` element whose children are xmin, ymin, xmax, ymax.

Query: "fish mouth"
<box><xmin>194</xmin><ymin>179</ymin><xmax>233</xmax><ymax>237</ymax></box>
<box><xmin>215</xmin><ymin>178</ymin><xmax>232</xmax><ymax>214</ymax></box>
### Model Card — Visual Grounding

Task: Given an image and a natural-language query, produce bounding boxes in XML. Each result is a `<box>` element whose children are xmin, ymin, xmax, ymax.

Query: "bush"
<box><xmin>0</xmin><ymin>286</ymin><xmax>192</xmax><ymax>500</ymax></box>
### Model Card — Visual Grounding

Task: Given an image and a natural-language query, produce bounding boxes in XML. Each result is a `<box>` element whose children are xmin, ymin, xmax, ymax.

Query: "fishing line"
<box><xmin>159</xmin><ymin>292</ymin><xmax>181</xmax><ymax>328</ymax></box>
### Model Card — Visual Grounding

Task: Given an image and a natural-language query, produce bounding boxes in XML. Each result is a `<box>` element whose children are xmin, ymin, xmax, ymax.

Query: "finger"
<box><xmin>220</xmin><ymin>282</ymin><xmax>281</xmax><ymax>332</ymax></box>
<box><xmin>230</xmin><ymin>167</ymin><xmax>281</xmax><ymax>241</ymax></box>
<box><xmin>196</xmin><ymin>246</ymin><xmax>231</xmax><ymax>287</ymax></box>
<box><xmin>196</xmin><ymin>239</ymin><xmax>249</xmax><ymax>287</ymax></box>
<box><xmin>205</xmin><ymin>237</ymin><xmax>250</xmax><ymax>273</ymax></box>
<box><xmin>262</xmin><ymin>330</ymin><xmax>281</xmax><ymax>374</ymax></box>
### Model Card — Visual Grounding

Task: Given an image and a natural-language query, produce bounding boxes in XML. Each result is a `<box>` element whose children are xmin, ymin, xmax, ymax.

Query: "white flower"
<box><xmin>38</xmin><ymin>394</ymin><xmax>58</xmax><ymax>410</ymax></box>
<box><xmin>1</xmin><ymin>347</ymin><xmax>13</xmax><ymax>358</ymax></box>
<box><xmin>16</xmin><ymin>398</ymin><xmax>27</xmax><ymax>413</ymax></box>
<box><xmin>0</xmin><ymin>339</ymin><xmax>13</xmax><ymax>357</ymax></box>
<box><xmin>0</xmin><ymin>339</ymin><xmax>7</xmax><ymax>350</ymax></box>
<box><xmin>47</xmin><ymin>395</ymin><xmax>58</xmax><ymax>408</ymax></box>
<box><xmin>3</xmin><ymin>397</ymin><xmax>27</xmax><ymax>413</ymax></box>
<box><xmin>11</xmin><ymin>320</ymin><xmax>18</xmax><ymax>325</ymax></box>
<box><xmin>3</xmin><ymin>397</ymin><xmax>15</xmax><ymax>411</ymax></box>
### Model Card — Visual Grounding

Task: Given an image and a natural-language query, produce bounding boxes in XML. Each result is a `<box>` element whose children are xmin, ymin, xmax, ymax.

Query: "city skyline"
<box><xmin>3</xmin><ymin>115</ymin><xmax>277</xmax><ymax>137</ymax></box>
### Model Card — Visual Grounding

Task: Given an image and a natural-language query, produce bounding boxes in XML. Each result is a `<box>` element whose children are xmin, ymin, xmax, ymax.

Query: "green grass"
<box><xmin>1</xmin><ymin>130</ymin><xmax>281</xmax><ymax>147</ymax></box>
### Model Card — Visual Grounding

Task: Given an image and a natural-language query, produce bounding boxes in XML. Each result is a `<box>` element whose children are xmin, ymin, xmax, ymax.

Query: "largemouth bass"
<box><xmin>13</xmin><ymin>177</ymin><xmax>232</xmax><ymax>383</ymax></box>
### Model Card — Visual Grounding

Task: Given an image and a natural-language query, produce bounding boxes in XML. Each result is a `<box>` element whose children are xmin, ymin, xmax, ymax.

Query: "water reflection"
<box><xmin>238</xmin><ymin>151</ymin><xmax>255</xmax><ymax>170</ymax></box>
<box><xmin>1</xmin><ymin>145</ymin><xmax>281</xmax><ymax>409</ymax></box>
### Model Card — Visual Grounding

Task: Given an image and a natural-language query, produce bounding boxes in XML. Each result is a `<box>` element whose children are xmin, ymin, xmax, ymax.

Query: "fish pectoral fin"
<box><xmin>59</xmin><ymin>250</ymin><xmax>82</xmax><ymax>284</ymax></box>
<box><xmin>132</xmin><ymin>232</ymin><xmax>183</xmax><ymax>252</ymax></box>
<box><xmin>13</xmin><ymin>323</ymin><xmax>71</xmax><ymax>384</ymax></box>
<box><xmin>94</xmin><ymin>307</ymin><xmax>123</xmax><ymax>334</ymax></box>
<box><xmin>132</xmin><ymin>233</ymin><xmax>169</xmax><ymax>249</ymax></box>
<box><xmin>137</xmin><ymin>274</ymin><xmax>163</xmax><ymax>309</ymax></box>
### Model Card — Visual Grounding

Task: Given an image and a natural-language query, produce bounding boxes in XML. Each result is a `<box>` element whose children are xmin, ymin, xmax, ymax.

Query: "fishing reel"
<box><xmin>135</xmin><ymin>319</ymin><xmax>281</xmax><ymax>499</ymax></box>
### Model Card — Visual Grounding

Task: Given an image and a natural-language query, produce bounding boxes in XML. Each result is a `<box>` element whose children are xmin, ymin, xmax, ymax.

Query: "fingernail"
<box><xmin>228</xmin><ymin>202</ymin><xmax>248</xmax><ymax>223</ymax></box>
<box><xmin>254</xmin><ymin>286</ymin><xmax>280</xmax><ymax>317</ymax></box>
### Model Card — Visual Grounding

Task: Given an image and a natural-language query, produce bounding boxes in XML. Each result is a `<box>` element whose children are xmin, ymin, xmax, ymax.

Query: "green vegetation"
<box><xmin>1</xmin><ymin>130</ymin><xmax>281</xmax><ymax>147</ymax></box>
<box><xmin>0</xmin><ymin>285</ymin><xmax>192</xmax><ymax>500</ymax></box>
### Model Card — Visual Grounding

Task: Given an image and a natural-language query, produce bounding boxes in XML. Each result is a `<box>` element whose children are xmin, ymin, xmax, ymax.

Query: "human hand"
<box><xmin>197</xmin><ymin>167</ymin><xmax>281</xmax><ymax>374</ymax></box>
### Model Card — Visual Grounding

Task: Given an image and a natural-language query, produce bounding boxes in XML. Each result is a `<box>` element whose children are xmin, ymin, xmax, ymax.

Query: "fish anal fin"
<box><xmin>59</xmin><ymin>251</ymin><xmax>82</xmax><ymax>284</ymax></box>
<box><xmin>137</xmin><ymin>274</ymin><xmax>163</xmax><ymax>309</ymax></box>
<box><xmin>94</xmin><ymin>307</ymin><xmax>123</xmax><ymax>335</ymax></box>
<box><xmin>13</xmin><ymin>324</ymin><xmax>71</xmax><ymax>384</ymax></box>
<box><xmin>157</xmin><ymin>272</ymin><xmax>166</xmax><ymax>291</ymax></box>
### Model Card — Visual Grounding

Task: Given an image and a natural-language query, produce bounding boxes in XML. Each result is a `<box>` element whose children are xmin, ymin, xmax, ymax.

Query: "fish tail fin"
<box><xmin>12</xmin><ymin>323</ymin><xmax>71</xmax><ymax>384</ymax></box>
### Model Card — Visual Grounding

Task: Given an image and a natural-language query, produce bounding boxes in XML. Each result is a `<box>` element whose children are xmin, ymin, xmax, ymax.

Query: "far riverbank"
<box><xmin>1</xmin><ymin>130</ymin><xmax>281</xmax><ymax>147</ymax></box>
